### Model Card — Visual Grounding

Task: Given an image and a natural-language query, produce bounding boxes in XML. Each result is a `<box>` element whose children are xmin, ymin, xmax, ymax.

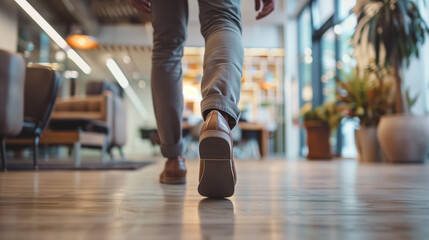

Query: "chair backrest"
<box><xmin>53</xmin><ymin>93</ymin><xmax>113</xmax><ymax>123</ymax></box>
<box><xmin>86</xmin><ymin>81</ymin><xmax>122</xmax><ymax>98</ymax></box>
<box><xmin>24</xmin><ymin>65</ymin><xmax>61</xmax><ymax>132</ymax></box>
<box><xmin>0</xmin><ymin>49</ymin><xmax>25</xmax><ymax>136</ymax></box>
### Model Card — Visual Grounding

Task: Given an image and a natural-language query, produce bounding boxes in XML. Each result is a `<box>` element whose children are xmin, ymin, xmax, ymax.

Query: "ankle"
<box><xmin>207</xmin><ymin>109</ymin><xmax>230</xmax><ymax>122</ymax></box>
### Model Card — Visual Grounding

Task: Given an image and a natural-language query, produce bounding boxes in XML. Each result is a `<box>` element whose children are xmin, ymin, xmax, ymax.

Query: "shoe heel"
<box><xmin>199</xmin><ymin>130</ymin><xmax>235</xmax><ymax>198</ymax></box>
<box><xmin>199</xmin><ymin>130</ymin><xmax>232</xmax><ymax>159</ymax></box>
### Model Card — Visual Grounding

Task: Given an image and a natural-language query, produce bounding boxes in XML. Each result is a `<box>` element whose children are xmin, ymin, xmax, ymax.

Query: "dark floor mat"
<box><xmin>3</xmin><ymin>161</ymin><xmax>154</xmax><ymax>171</ymax></box>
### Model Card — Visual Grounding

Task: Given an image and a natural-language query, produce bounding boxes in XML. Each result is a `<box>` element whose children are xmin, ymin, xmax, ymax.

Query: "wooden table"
<box><xmin>7</xmin><ymin>130</ymin><xmax>108</xmax><ymax>167</ymax></box>
<box><xmin>183</xmin><ymin>121</ymin><xmax>271</xmax><ymax>159</ymax></box>
<box><xmin>238</xmin><ymin>122</ymin><xmax>271</xmax><ymax>158</ymax></box>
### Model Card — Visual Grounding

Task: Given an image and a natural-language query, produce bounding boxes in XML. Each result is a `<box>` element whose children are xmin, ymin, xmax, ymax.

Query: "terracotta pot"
<box><xmin>304</xmin><ymin>121</ymin><xmax>332</xmax><ymax>160</ymax></box>
<box><xmin>377</xmin><ymin>115</ymin><xmax>429</xmax><ymax>163</ymax></box>
<box><xmin>355</xmin><ymin>126</ymin><xmax>382</xmax><ymax>163</ymax></box>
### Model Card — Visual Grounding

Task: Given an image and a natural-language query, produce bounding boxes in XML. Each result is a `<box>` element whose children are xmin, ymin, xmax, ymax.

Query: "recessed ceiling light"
<box><xmin>123</xmin><ymin>55</ymin><xmax>131</xmax><ymax>64</ymax></box>
<box><xmin>55</xmin><ymin>51</ymin><xmax>66</xmax><ymax>62</ymax></box>
<box><xmin>138</xmin><ymin>80</ymin><xmax>146</xmax><ymax>89</ymax></box>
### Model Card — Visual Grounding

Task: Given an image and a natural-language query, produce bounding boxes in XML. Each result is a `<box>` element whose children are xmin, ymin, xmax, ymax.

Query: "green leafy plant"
<box><xmin>352</xmin><ymin>0</ymin><xmax>429</xmax><ymax>114</ymax></box>
<box><xmin>336</xmin><ymin>66</ymin><xmax>395</xmax><ymax>126</ymax></box>
<box><xmin>301</xmin><ymin>102</ymin><xmax>344</xmax><ymax>130</ymax></box>
<box><xmin>405</xmin><ymin>89</ymin><xmax>419</xmax><ymax>111</ymax></box>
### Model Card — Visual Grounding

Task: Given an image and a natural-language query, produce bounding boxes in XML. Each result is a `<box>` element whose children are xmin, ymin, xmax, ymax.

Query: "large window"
<box><xmin>311</xmin><ymin>0</ymin><xmax>335</xmax><ymax>30</ymax></box>
<box><xmin>298</xmin><ymin>7</ymin><xmax>313</xmax><ymax>105</ymax></box>
<box><xmin>338</xmin><ymin>15</ymin><xmax>357</xmax><ymax>72</ymax></box>
<box><xmin>298</xmin><ymin>6</ymin><xmax>313</xmax><ymax>155</ymax></box>
<box><xmin>321</xmin><ymin>29</ymin><xmax>336</xmax><ymax>103</ymax></box>
<box><xmin>297</xmin><ymin>0</ymin><xmax>358</xmax><ymax>157</ymax></box>
<box><xmin>339</xmin><ymin>0</ymin><xmax>357</xmax><ymax>20</ymax></box>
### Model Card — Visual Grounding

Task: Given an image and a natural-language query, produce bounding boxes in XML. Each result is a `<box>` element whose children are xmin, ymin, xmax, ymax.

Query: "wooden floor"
<box><xmin>1</xmin><ymin>159</ymin><xmax>429</xmax><ymax>239</ymax></box>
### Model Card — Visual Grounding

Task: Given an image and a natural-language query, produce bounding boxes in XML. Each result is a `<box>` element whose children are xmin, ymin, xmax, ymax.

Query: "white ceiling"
<box><xmin>188</xmin><ymin>0</ymin><xmax>287</xmax><ymax>25</ymax></box>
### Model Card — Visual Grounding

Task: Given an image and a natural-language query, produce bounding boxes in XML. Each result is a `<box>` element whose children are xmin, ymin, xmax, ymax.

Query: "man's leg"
<box><xmin>197</xmin><ymin>0</ymin><xmax>244</xmax><ymax>198</ymax></box>
<box><xmin>151</xmin><ymin>0</ymin><xmax>188</xmax><ymax>184</ymax></box>
<box><xmin>198</xmin><ymin>0</ymin><xmax>244</xmax><ymax>128</ymax></box>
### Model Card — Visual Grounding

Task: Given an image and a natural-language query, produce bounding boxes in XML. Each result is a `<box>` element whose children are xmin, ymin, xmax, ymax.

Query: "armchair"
<box><xmin>9</xmin><ymin>65</ymin><xmax>61</xmax><ymax>169</ymax></box>
<box><xmin>0</xmin><ymin>49</ymin><xmax>25</xmax><ymax>170</ymax></box>
<box><xmin>86</xmin><ymin>81</ymin><xmax>127</xmax><ymax>160</ymax></box>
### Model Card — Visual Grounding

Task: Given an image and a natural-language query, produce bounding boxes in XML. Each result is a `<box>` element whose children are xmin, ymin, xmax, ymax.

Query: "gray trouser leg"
<box><xmin>151</xmin><ymin>0</ymin><xmax>243</xmax><ymax>158</ymax></box>
<box><xmin>199</xmin><ymin>0</ymin><xmax>244</xmax><ymax>129</ymax></box>
<box><xmin>151</xmin><ymin>0</ymin><xmax>188</xmax><ymax>158</ymax></box>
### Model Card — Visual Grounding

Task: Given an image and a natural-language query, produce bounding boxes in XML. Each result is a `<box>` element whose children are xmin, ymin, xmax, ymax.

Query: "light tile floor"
<box><xmin>1</xmin><ymin>159</ymin><xmax>429</xmax><ymax>239</ymax></box>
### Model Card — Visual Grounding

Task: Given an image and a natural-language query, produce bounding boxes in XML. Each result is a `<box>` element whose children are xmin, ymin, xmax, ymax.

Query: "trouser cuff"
<box><xmin>201</xmin><ymin>94</ymin><xmax>241</xmax><ymax>129</ymax></box>
<box><xmin>160</xmin><ymin>141</ymin><xmax>184</xmax><ymax>159</ymax></box>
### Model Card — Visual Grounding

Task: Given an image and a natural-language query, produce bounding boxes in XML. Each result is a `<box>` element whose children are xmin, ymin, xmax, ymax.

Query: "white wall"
<box><xmin>403</xmin><ymin>53</ymin><xmax>429</xmax><ymax>115</ymax></box>
<box><xmin>98</xmin><ymin>24</ymin><xmax>153</xmax><ymax>46</ymax></box>
<box><xmin>0</xmin><ymin>0</ymin><xmax>18</xmax><ymax>52</ymax></box>
<box><xmin>98</xmin><ymin>23</ymin><xmax>283</xmax><ymax>48</ymax></box>
<box><xmin>402</xmin><ymin>3</ymin><xmax>429</xmax><ymax>115</ymax></box>
<box><xmin>186</xmin><ymin>24</ymin><xmax>283</xmax><ymax>48</ymax></box>
<box><xmin>425</xmin><ymin>5</ymin><xmax>429</xmax><ymax>114</ymax></box>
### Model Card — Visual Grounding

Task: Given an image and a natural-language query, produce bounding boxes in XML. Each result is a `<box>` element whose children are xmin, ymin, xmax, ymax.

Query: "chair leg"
<box><xmin>101</xmin><ymin>138</ymin><xmax>108</xmax><ymax>164</ymax></box>
<box><xmin>1</xmin><ymin>137</ymin><xmax>7</xmax><ymax>171</ymax></box>
<box><xmin>109</xmin><ymin>150</ymin><xmax>115</xmax><ymax>162</ymax></box>
<box><xmin>33</xmin><ymin>136</ymin><xmax>39</xmax><ymax>169</ymax></box>
<box><xmin>118</xmin><ymin>147</ymin><xmax>125</xmax><ymax>162</ymax></box>
<box><xmin>73</xmin><ymin>142</ymin><xmax>82</xmax><ymax>167</ymax></box>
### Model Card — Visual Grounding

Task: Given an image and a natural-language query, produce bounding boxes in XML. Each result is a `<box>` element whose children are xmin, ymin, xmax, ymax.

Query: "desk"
<box><xmin>238</xmin><ymin>122</ymin><xmax>270</xmax><ymax>158</ymax></box>
<box><xmin>184</xmin><ymin>121</ymin><xmax>271</xmax><ymax>158</ymax></box>
<box><xmin>160</xmin><ymin>121</ymin><xmax>271</xmax><ymax>159</ymax></box>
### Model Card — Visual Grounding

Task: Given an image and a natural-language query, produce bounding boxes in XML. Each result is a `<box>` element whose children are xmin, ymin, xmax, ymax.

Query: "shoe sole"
<box><xmin>198</xmin><ymin>130</ymin><xmax>235</xmax><ymax>198</ymax></box>
<box><xmin>160</xmin><ymin>176</ymin><xmax>186</xmax><ymax>184</ymax></box>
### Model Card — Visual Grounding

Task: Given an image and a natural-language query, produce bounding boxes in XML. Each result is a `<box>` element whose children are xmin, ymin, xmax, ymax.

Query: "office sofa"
<box><xmin>51</xmin><ymin>81</ymin><xmax>127</xmax><ymax>160</ymax></box>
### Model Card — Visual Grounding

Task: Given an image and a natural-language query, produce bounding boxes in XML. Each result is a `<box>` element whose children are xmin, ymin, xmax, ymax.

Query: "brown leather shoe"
<box><xmin>160</xmin><ymin>156</ymin><xmax>187</xmax><ymax>184</ymax></box>
<box><xmin>198</xmin><ymin>110</ymin><xmax>237</xmax><ymax>198</ymax></box>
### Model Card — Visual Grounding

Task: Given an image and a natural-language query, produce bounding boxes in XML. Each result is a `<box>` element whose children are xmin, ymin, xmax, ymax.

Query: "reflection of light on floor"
<box><xmin>339</xmin><ymin>159</ymin><xmax>359</xmax><ymax>232</ymax></box>
<box><xmin>341</xmin><ymin>119</ymin><xmax>358</xmax><ymax>158</ymax></box>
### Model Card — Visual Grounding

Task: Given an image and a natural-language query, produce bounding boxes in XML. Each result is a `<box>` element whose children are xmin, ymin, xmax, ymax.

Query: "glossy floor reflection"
<box><xmin>1</xmin><ymin>159</ymin><xmax>429</xmax><ymax>239</ymax></box>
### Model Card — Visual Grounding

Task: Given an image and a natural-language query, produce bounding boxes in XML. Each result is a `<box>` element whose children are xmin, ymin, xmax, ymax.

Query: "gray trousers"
<box><xmin>151</xmin><ymin>0</ymin><xmax>244</xmax><ymax>158</ymax></box>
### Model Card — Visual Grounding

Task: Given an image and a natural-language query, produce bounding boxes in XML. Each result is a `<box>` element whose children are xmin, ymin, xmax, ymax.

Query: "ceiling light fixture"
<box><xmin>106</xmin><ymin>58</ymin><xmax>148</xmax><ymax>118</ymax></box>
<box><xmin>66</xmin><ymin>34</ymin><xmax>99</xmax><ymax>50</ymax></box>
<box><xmin>106</xmin><ymin>58</ymin><xmax>129</xmax><ymax>88</ymax></box>
<box><xmin>66</xmin><ymin>25</ymin><xmax>99</xmax><ymax>50</ymax></box>
<box><xmin>14</xmin><ymin>0</ymin><xmax>92</xmax><ymax>74</ymax></box>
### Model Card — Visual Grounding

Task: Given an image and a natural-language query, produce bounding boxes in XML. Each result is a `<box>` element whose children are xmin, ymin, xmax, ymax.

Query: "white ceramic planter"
<box><xmin>355</xmin><ymin>126</ymin><xmax>382</xmax><ymax>163</ymax></box>
<box><xmin>377</xmin><ymin>115</ymin><xmax>429</xmax><ymax>163</ymax></box>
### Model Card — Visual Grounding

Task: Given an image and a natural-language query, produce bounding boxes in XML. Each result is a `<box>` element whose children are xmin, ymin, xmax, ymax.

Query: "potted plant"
<box><xmin>301</xmin><ymin>102</ymin><xmax>343</xmax><ymax>160</ymax></box>
<box><xmin>353</xmin><ymin>0</ymin><xmax>429</xmax><ymax>163</ymax></box>
<box><xmin>336</xmin><ymin>66</ymin><xmax>395</xmax><ymax>162</ymax></box>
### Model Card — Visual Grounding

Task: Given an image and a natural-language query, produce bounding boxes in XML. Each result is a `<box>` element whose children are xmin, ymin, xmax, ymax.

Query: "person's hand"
<box><xmin>255</xmin><ymin>0</ymin><xmax>274</xmax><ymax>20</ymax></box>
<box><xmin>131</xmin><ymin>0</ymin><xmax>151</xmax><ymax>14</ymax></box>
